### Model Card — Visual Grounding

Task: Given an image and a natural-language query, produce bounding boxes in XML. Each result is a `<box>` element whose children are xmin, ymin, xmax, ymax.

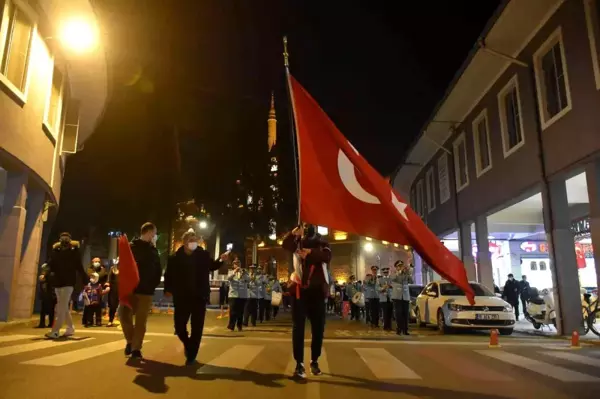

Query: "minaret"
<box><xmin>267</xmin><ymin>92</ymin><xmax>277</xmax><ymax>152</ymax></box>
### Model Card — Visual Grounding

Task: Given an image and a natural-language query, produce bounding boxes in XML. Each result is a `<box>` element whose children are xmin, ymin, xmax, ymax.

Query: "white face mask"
<box><xmin>187</xmin><ymin>242</ymin><xmax>198</xmax><ymax>251</ymax></box>
<box><xmin>90</xmin><ymin>278</ymin><xmax>98</xmax><ymax>284</ymax></box>
<box><xmin>93</xmin><ymin>262</ymin><xmax>100</xmax><ymax>268</ymax></box>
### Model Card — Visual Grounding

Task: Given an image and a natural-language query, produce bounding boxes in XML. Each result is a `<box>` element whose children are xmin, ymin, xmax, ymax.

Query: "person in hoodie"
<box><xmin>282</xmin><ymin>223</ymin><xmax>331</xmax><ymax>379</ymax></box>
<box><xmin>37</xmin><ymin>263</ymin><xmax>56</xmax><ymax>329</ymax></box>
<box><xmin>120</xmin><ymin>222</ymin><xmax>163</xmax><ymax>360</ymax></box>
<box><xmin>46</xmin><ymin>232</ymin><xmax>86</xmax><ymax>339</ymax></box>
<box><xmin>164</xmin><ymin>231</ymin><xmax>228</xmax><ymax>365</ymax></box>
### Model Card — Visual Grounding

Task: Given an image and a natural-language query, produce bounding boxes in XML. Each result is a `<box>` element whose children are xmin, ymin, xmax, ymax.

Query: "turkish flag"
<box><xmin>118</xmin><ymin>235</ymin><xmax>140</xmax><ymax>308</ymax></box>
<box><xmin>575</xmin><ymin>242</ymin><xmax>586</xmax><ymax>269</ymax></box>
<box><xmin>290</xmin><ymin>75</ymin><xmax>475</xmax><ymax>304</ymax></box>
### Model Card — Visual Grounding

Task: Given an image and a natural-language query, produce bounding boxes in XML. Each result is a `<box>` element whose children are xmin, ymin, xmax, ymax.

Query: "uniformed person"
<box><xmin>365</xmin><ymin>266</ymin><xmax>380</xmax><ymax>327</ymax></box>
<box><xmin>392</xmin><ymin>260</ymin><xmax>414</xmax><ymax>335</ymax></box>
<box><xmin>379</xmin><ymin>267</ymin><xmax>393</xmax><ymax>330</ymax></box>
<box><xmin>257</xmin><ymin>267</ymin><xmax>268</xmax><ymax>322</ymax></box>
<box><xmin>345</xmin><ymin>275</ymin><xmax>359</xmax><ymax>321</ymax></box>
<box><xmin>227</xmin><ymin>260</ymin><xmax>249</xmax><ymax>331</ymax></box>
<box><xmin>244</xmin><ymin>265</ymin><xmax>260</xmax><ymax>327</ymax></box>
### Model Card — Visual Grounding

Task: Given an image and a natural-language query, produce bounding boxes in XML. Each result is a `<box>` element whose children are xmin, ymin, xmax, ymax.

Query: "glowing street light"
<box><xmin>269</xmin><ymin>233</ymin><xmax>277</xmax><ymax>240</ymax></box>
<box><xmin>364</xmin><ymin>242</ymin><xmax>374</xmax><ymax>252</ymax></box>
<box><xmin>59</xmin><ymin>18</ymin><xmax>98</xmax><ymax>53</ymax></box>
<box><xmin>199</xmin><ymin>221</ymin><xmax>208</xmax><ymax>229</ymax></box>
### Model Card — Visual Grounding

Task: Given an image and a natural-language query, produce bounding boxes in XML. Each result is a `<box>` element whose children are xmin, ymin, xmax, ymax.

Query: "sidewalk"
<box><xmin>514</xmin><ymin>318</ymin><xmax>600</xmax><ymax>345</ymax></box>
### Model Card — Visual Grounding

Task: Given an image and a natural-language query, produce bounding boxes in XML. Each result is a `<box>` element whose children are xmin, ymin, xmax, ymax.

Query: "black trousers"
<box><xmin>509</xmin><ymin>299</ymin><xmax>519</xmax><ymax>319</ymax></box>
<box><xmin>521</xmin><ymin>297</ymin><xmax>529</xmax><ymax>315</ymax></box>
<box><xmin>381</xmin><ymin>300</ymin><xmax>393</xmax><ymax>330</ymax></box>
<box><xmin>174</xmin><ymin>296</ymin><xmax>207</xmax><ymax>360</ymax></box>
<box><xmin>228</xmin><ymin>298</ymin><xmax>246</xmax><ymax>330</ymax></box>
<box><xmin>292</xmin><ymin>289</ymin><xmax>325</xmax><ymax>364</ymax></box>
<box><xmin>258</xmin><ymin>298</ymin><xmax>266</xmax><ymax>322</ymax></box>
<box><xmin>244</xmin><ymin>298</ymin><xmax>258</xmax><ymax>326</ymax></box>
<box><xmin>369</xmin><ymin>299</ymin><xmax>380</xmax><ymax>327</ymax></box>
<box><xmin>393</xmin><ymin>299</ymin><xmax>410</xmax><ymax>333</ymax></box>
<box><xmin>261</xmin><ymin>299</ymin><xmax>272</xmax><ymax>321</ymax></box>
<box><xmin>83</xmin><ymin>303</ymin><xmax>102</xmax><ymax>325</ymax></box>
<box><xmin>272</xmin><ymin>305</ymin><xmax>279</xmax><ymax>319</ymax></box>
<box><xmin>350</xmin><ymin>303</ymin><xmax>360</xmax><ymax>320</ymax></box>
<box><xmin>39</xmin><ymin>298</ymin><xmax>55</xmax><ymax>327</ymax></box>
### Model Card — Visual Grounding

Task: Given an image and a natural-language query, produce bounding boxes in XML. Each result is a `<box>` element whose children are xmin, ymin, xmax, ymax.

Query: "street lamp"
<box><xmin>58</xmin><ymin>18</ymin><xmax>98</xmax><ymax>53</ymax></box>
<box><xmin>199</xmin><ymin>221</ymin><xmax>208</xmax><ymax>229</ymax></box>
<box><xmin>364</xmin><ymin>242</ymin><xmax>374</xmax><ymax>252</ymax></box>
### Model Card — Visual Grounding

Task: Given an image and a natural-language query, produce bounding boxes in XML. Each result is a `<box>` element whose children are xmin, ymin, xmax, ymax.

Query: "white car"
<box><xmin>415</xmin><ymin>281</ymin><xmax>516</xmax><ymax>335</ymax></box>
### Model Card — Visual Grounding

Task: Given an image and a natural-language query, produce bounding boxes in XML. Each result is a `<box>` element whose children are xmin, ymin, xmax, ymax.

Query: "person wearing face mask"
<box><xmin>502</xmin><ymin>274</ymin><xmax>521</xmax><ymax>320</ymax></box>
<box><xmin>282</xmin><ymin>223</ymin><xmax>331</xmax><ymax>379</ymax></box>
<box><xmin>82</xmin><ymin>273</ymin><xmax>106</xmax><ymax>327</ymax></box>
<box><xmin>164</xmin><ymin>231</ymin><xmax>229</xmax><ymax>365</ymax></box>
<box><xmin>120</xmin><ymin>222</ymin><xmax>163</xmax><ymax>360</ymax></box>
<box><xmin>45</xmin><ymin>232</ymin><xmax>86</xmax><ymax>339</ymax></box>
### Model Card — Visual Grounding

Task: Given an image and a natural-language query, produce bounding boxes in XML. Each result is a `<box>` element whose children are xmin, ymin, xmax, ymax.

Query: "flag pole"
<box><xmin>283</xmin><ymin>36</ymin><xmax>302</xmax><ymax>226</ymax></box>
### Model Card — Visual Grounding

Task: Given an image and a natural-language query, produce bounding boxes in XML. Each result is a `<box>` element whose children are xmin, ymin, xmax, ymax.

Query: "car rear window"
<box><xmin>440</xmin><ymin>283</ymin><xmax>492</xmax><ymax>296</ymax></box>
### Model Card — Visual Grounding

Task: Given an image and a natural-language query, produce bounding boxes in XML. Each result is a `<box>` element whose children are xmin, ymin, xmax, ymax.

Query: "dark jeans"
<box><xmin>350</xmin><ymin>303</ymin><xmax>360</xmax><ymax>320</ymax></box>
<box><xmin>521</xmin><ymin>297</ymin><xmax>529</xmax><ymax>315</ymax></box>
<box><xmin>272</xmin><ymin>306</ymin><xmax>279</xmax><ymax>319</ymax></box>
<box><xmin>39</xmin><ymin>298</ymin><xmax>55</xmax><ymax>327</ymax></box>
<box><xmin>261</xmin><ymin>299</ymin><xmax>272</xmax><ymax>321</ymax></box>
<box><xmin>381</xmin><ymin>300</ymin><xmax>393</xmax><ymax>330</ymax></box>
<box><xmin>509</xmin><ymin>300</ymin><xmax>519</xmax><ymax>319</ymax></box>
<box><xmin>369</xmin><ymin>299</ymin><xmax>380</xmax><ymax>327</ymax></box>
<box><xmin>83</xmin><ymin>304</ymin><xmax>101</xmax><ymax>326</ymax></box>
<box><xmin>291</xmin><ymin>289</ymin><xmax>325</xmax><ymax>364</ymax></box>
<box><xmin>228</xmin><ymin>298</ymin><xmax>246</xmax><ymax>330</ymax></box>
<box><xmin>244</xmin><ymin>298</ymin><xmax>258</xmax><ymax>326</ymax></box>
<box><xmin>258</xmin><ymin>298</ymin><xmax>266</xmax><ymax>322</ymax></box>
<box><xmin>174</xmin><ymin>296</ymin><xmax>207</xmax><ymax>360</ymax></box>
<box><xmin>394</xmin><ymin>299</ymin><xmax>410</xmax><ymax>333</ymax></box>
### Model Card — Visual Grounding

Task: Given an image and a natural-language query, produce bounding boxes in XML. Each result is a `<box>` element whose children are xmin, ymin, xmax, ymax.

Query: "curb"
<box><xmin>0</xmin><ymin>317</ymin><xmax>39</xmax><ymax>332</ymax></box>
<box><xmin>515</xmin><ymin>328</ymin><xmax>600</xmax><ymax>346</ymax></box>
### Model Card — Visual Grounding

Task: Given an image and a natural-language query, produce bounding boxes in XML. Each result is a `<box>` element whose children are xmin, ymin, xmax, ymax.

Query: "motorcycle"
<box><xmin>525</xmin><ymin>287</ymin><xmax>557</xmax><ymax>330</ymax></box>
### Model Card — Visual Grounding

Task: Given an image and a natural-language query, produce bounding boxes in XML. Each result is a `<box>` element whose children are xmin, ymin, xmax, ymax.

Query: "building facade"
<box><xmin>393</xmin><ymin>0</ymin><xmax>600</xmax><ymax>335</ymax></box>
<box><xmin>0</xmin><ymin>0</ymin><xmax>107</xmax><ymax>321</ymax></box>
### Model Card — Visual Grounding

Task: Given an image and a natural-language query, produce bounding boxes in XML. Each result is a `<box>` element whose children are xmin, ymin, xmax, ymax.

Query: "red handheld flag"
<box><xmin>289</xmin><ymin>75</ymin><xmax>475</xmax><ymax>305</ymax></box>
<box><xmin>118</xmin><ymin>235</ymin><xmax>140</xmax><ymax>308</ymax></box>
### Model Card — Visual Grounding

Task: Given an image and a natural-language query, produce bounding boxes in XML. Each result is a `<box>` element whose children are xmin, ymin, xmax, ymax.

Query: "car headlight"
<box><xmin>503</xmin><ymin>305</ymin><xmax>513</xmax><ymax>312</ymax></box>
<box><xmin>448</xmin><ymin>303</ymin><xmax>463</xmax><ymax>311</ymax></box>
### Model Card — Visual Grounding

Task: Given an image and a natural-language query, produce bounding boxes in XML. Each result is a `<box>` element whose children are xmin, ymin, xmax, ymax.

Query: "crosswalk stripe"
<box><xmin>285</xmin><ymin>348</ymin><xmax>330</xmax><ymax>376</ymax></box>
<box><xmin>541</xmin><ymin>351</ymin><xmax>600</xmax><ymax>367</ymax></box>
<box><xmin>21</xmin><ymin>340</ymin><xmax>148</xmax><ymax>366</ymax></box>
<box><xmin>197</xmin><ymin>344</ymin><xmax>264</xmax><ymax>375</ymax></box>
<box><xmin>0</xmin><ymin>335</ymin><xmax>36</xmax><ymax>343</ymax></box>
<box><xmin>417</xmin><ymin>347</ymin><xmax>512</xmax><ymax>381</ymax></box>
<box><xmin>0</xmin><ymin>338</ymin><xmax>94</xmax><ymax>357</ymax></box>
<box><xmin>476</xmin><ymin>350</ymin><xmax>600</xmax><ymax>382</ymax></box>
<box><xmin>354</xmin><ymin>348</ymin><xmax>420</xmax><ymax>380</ymax></box>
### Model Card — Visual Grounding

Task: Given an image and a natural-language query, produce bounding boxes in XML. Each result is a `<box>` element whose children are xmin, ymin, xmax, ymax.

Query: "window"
<box><xmin>452</xmin><ymin>133</ymin><xmax>469</xmax><ymax>192</ymax></box>
<box><xmin>0</xmin><ymin>0</ymin><xmax>34</xmax><ymax>94</ymax></box>
<box><xmin>498</xmin><ymin>75</ymin><xmax>525</xmax><ymax>157</ymax></box>
<box><xmin>472</xmin><ymin>109</ymin><xmax>492</xmax><ymax>177</ymax></box>
<box><xmin>584</xmin><ymin>0</ymin><xmax>600</xmax><ymax>89</ymax></box>
<box><xmin>533</xmin><ymin>27</ymin><xmax>572</xmax><ymax>129</ymax></box>
<box><xmin>416</xmin><ymin>180</ymin><xmax>424</xmax><ymax>217</ymax></box>
<box><xmin>437</xmin><ymin>153</ymin><xmax>450</xmax><ymax>204</ymax></box>
<box><xmin>530</xmin><ymin>261</ymin><xmax>538</xmax><ymax>271</ymax></box>
<box><xmin>539</xmin><ymin>261</ymin><xmax>547</xmax><ymax>271</ymax></box>
<box><xmin>425</xmin><ymin>167</ymin><xmax>436</xmax><ymax>212</ymax></box>
<box><xmin>44</xmin><ymin>67</ymin><xmax>64</xmax><ymax>137</ymax></box>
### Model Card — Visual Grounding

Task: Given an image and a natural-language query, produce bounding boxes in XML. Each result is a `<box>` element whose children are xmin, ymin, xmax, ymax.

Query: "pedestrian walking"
<box><xmin>227</xmin><ymin>260</ymin><xmax>249</xmax><ymax>331</ymax></box>
<box><xmin>106</xmin><ymin>261</ymin><xmax>120</xmax><ymax>326</ymax></box>
<box><xmin>45</xmin><ymin>232</ymin><xmax>86</xmax><ymax>339</ymax></box>
<box><xmin>82</xmin><ymin>272</ymin><xmax>104</xmax><ymax>327</ymax></box>
<box><xmin>282</xmin><ymin>224</ymin><xmax>331</xmax><ymax>379</ymax></box>
<box><xmin>164</xmin><ymin>231</ymin><xmax>227</xmax><ymax>365</ymax></box>
<box><xmin>519</xmin><ymin>275</ymin><xmax>531</xmax><ymax>316</ymax></box>
<box><xmin>119</xmin><ymin>222</ymin><xmax>162</xmax><ymax>360</ymax></box>
<box><xmin>502</xmin><ymin>274</ymin><xmax>520</xmax><ymax>320</ymax></box>
<box><xmin>36</xmin><ymin>263</ymin><xmax>56</xmax><ymax>329</ymax></box>
<box><xmin>391</xmin><ymin>261</ymin><xmax>414</xmax><ymax>335</ymax></box>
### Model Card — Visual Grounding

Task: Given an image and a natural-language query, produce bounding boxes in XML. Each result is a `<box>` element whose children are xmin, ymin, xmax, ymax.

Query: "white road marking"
<box><xmin>0</xmin><ymin>335</ymin><xmax>36</xmax><ymax>343</ymax></box>
<box><xmin>0</xmin><ymin>338</ymin><xmax>94</xmax><ymax>357</ymax></box>
<box><xmin>21</xmin><ymin>340</ymin><xmax>149</xmax><ymax>366</ymax></box>
<box><xmin>476</xmin><ymin>350</ymin><xmax>600</xmax><ymax>382</ymax></box>
<box><xmin>541</xmin><ymin>351</ymin><xmax>600</xmax><ymax>367</ymax></box>
<box><xmin>355</xmin><ymin>348</ymin><xmax>421</xmax><ymax>380</ymax></box>
<box><xmin>197</xmin><ymin>344</ymin><xmax>264</xmax><ymax>375</ymax></box>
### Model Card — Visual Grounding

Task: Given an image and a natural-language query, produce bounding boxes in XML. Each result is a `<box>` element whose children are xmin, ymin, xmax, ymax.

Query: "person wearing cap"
<box><xmin>365</xmin><ymin>266</ymin><xmax>380</xmax><ymax>327</ymax></box>
<box><xmin>391</xmin><ymin>260</ymin><xmax>414</xmax><ymax>335</ymax></box>
<box><xmin>345</xmin><ymin>275</ymin><xmax>360</xmax><ymax>321</ymax></box>
<box><xmin>227</xmin><ymin>259</ymin><xmax>250</xmax><ymax>331</ymax></box>
<box><xmin>45</xmin><ymin>232</ymin><xmax>86</xmax><ymax>339</ymax></box>
<box><xmin>378</xmin><ymin>267</ymin><xmax>394</xmax><ymax>331</ymax></box>
<box><xmin>244</xmin><ymin>265</ymin><xmax>260</xmax><ymax>327</ymax></box>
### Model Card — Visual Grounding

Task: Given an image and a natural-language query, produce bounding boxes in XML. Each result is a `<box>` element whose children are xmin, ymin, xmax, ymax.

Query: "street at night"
<box><xmin>1</xmin><ymin>313</ymin><xmax>600</xmax><ymax>399</ymax></box>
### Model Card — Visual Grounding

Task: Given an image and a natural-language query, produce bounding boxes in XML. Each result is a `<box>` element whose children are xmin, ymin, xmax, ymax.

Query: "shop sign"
<box><xmin>520</xmin><ymin>242</ymin><xmax>537</xmax><ymax>252</ymax></box>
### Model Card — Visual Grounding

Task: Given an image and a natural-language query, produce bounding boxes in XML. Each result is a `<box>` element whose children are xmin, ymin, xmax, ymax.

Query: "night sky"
<box><xmin>53</xmin><ymin>0</ymin><xmax>501</xmax><ymax>240</ymax></box>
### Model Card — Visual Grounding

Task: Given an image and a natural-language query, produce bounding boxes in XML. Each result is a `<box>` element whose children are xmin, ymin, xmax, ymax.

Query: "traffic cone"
<box><xmin>489</xmin><ymin>329</ymin><xmax>501</xmax><ymax>348</ymax></box>
<box><xmin>569</xmin><ymin>331</ymin><xmax>581</xmax><ymax>349</ymax></box>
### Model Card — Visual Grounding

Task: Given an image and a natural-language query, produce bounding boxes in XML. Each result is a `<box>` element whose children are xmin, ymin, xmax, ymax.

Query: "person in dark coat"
<box><xmin>502</xmin><ymin>273</ymin><xmax>521</xmax><ymax>320</ymax></box>
<box><xmin>282</xmin><ymin>223</ymin><xmax>331</xmax><ymax>379</ymax></box>
<box><xmin>519</xmin><ymin>275</ymin><xmax>531</xmax><ymax>316</ymax></box>
<box><xmin>164</xmin><ymin>231</ymin><xmax>227</xmax><ymax>365</ymax></box>
<box><xmin>46</xmin><ymin>232</ymin><xmax>86</xmax><ymax>339</ymax></box>
<box><xmin>106</xmin><ymin>261</ymin><xmax>120</xmax><ymax>326</ymax></box>
<box><xmin>37</xmin><ymin>263</ymin><xmax>56</xmax><ymax>328</ymax></box>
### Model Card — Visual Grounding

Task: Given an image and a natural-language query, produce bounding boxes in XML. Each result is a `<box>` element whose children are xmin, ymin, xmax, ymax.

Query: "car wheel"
<box><xmin>437</xmin><ymin>309</ymin><xmax>450</xmax><ymax>334</ymax></box>
<box><xmin>499</xmin><ymin>328</ymin><xmax>513</xmax><ymax>336</ymax></box>
<box><xmin>415</xmin><ymin>307</ymin><xmax>426</xmax><ymax>327</ymax></box>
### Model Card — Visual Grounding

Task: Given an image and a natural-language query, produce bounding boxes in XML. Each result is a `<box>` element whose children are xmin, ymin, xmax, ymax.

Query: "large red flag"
<box><xmin>118</xmin><ymin>235</ymin><xmax>140</xmax><ymax>308</ymax></box>
<box><xmin>289</xmin><ymin>75</ymin><xmax>475</xmax><ymax>304</ymax></box>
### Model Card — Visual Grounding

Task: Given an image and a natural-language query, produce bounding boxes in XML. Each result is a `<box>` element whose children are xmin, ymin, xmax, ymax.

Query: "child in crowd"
<box><xmin>82</xmin><ymin>273</ymin><xmax>105</xmax><ymax>327</ymax></box>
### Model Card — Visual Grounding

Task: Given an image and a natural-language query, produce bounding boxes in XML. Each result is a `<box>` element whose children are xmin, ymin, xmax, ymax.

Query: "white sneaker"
<box><xmin>45</xmin><ymin>331</ymin><xmax>60</xmax><ymax>339</ymax></box>
<box><xmin>63</xmin><ymin>328</ymin><xmax>75</xmax><ymax>337</ymax></box>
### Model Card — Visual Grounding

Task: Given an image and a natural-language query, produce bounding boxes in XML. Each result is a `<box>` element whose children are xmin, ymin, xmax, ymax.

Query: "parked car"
<box><xmin>415</xmin><ymin>281</ymin><xmax>516</xmax><ymax>335</ymax></box>
<box><xmin>409</xmin><ymin>284</ymin><xmax>424</xmax><ymax>322</ymax></box>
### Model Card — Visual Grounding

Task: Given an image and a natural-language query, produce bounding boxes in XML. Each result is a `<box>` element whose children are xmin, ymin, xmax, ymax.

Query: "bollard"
<box><xmin>489</xmin><ymin>329</ymin><xmax>501</xmax><ymax>348</ymax></box>
<box><xmin>569</xmin><ymin>331</ymin><xmax>581</xmax><ymax>349</ymax></box>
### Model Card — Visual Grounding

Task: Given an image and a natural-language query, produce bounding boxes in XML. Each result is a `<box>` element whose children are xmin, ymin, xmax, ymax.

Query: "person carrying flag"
<box><xmin>282</xmin><ymin>223</ymin><xmax>331</xmax><ymax>379</ymax></box>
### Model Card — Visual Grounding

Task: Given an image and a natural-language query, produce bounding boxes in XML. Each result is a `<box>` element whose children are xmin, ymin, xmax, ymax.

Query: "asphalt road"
<box><xmin>1</xmin><ymin>311</ymin><xmax>599</xmax><ymax>399</ymax></box>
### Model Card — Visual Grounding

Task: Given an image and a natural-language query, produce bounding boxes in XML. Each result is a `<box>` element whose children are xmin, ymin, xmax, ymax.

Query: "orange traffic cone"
<box><xmin>489</xmin><ymin>329</ymin><xmax>501</xmax><ymax>348</ymax></box>
<box><xmin>569</xmin><ymin>331</ymin><xmax>581</xmax><ymax>349</ymax></box>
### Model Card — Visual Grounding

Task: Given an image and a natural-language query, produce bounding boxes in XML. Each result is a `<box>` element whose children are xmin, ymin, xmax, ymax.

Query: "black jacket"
<box><xmin>130</xmin><ymin>239</ymin><xmax>162</xmax><ymax>295</ymax></box>
<box><xmin>282</xmin><ymin>232</ymin><xmax>331</xmax><ymax>297</ymax></box>
<box><xmin>48</xmin><ymin>241</ymin><xmax>86</xmax><ymax>288</ymax></box>
<box><xmin>519</xmin><ymin>280</ymin><xmax>531</xmax><ymax>299</ymax></box>
<box><xmin>164</xmin><ymin>246</ymin><xmax>223</xmax><ymax>299</ymax></box>
<box><xmin>503</xmin><ymin>279</ymin><xmax>520</xmax><ymax>302</ymax></box>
